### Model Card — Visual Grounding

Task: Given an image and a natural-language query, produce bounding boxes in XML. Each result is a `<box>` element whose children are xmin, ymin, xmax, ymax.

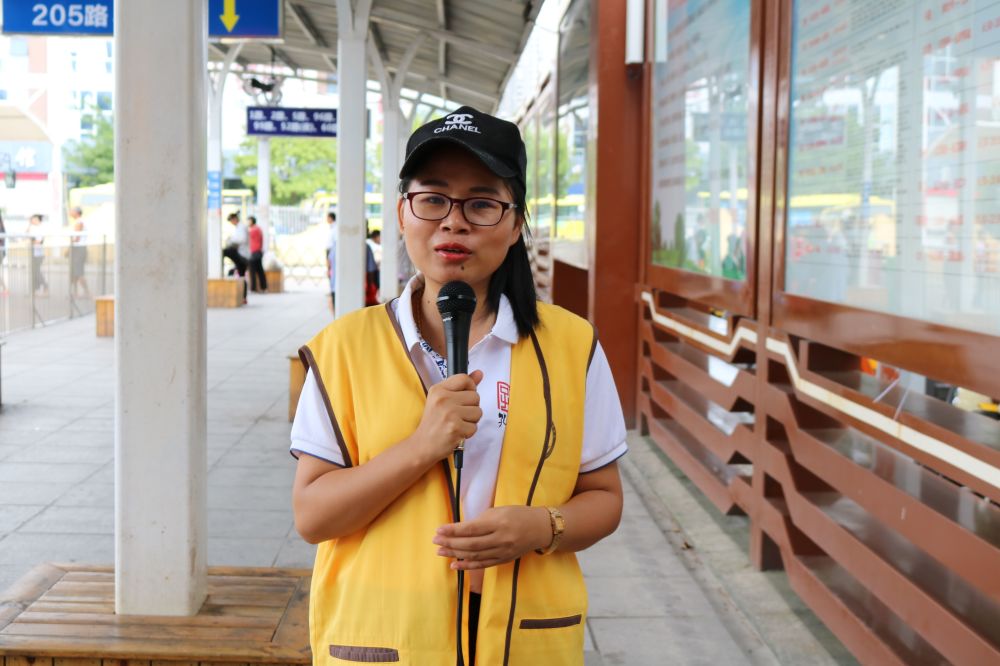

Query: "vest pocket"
<box><xmin>329</xmin><ymin>644</ymin><xmax>400</xmax><ymax>662</ymax></box>
<box><xmin>519</xmin><ymin>614</ymin><xmax>582</xmax><ymax>629</ymax></box>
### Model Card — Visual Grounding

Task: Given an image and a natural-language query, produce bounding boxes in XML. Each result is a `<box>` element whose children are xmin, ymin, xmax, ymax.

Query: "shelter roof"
<box><xmin>208</xmin><ymin>0</ymin><xmax>541</xmax><ymax>112</ymax></box>
<box><xmin>0</xmin><ymin>104</ymin><xmax>51</xmax><ymax>142</ymax></box>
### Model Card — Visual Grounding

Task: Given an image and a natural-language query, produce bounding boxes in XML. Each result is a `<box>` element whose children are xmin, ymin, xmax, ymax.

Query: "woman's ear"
<box><xmin>509</xmin><ymin>215</ymin><xmax>524</xmax><ymax>248</ymax></box>
<box><xmin>397</xmin><ymin>197</ymin><xmax>406</xmax><ymax>234</ymax></box>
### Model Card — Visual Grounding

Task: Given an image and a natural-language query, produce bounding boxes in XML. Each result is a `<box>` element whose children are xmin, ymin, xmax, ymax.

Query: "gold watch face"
<box><xmin>551</xmin><ymin>508</ymin><xmax>565</xmax><ymax>537</ymax></box>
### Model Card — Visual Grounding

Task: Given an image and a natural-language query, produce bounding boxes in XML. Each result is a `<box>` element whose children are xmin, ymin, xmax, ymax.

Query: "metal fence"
<box><xmin>0</xmin><ymin>233</ymin><xmax>114</xmax><ymax>337</ymax></box>
<box><xmin>265</xmin><ymin>205</ymin><xmax>328</xmax><ymax>287</ymax></box>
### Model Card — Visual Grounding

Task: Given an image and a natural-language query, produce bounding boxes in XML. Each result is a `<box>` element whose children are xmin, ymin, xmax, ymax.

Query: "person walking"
<box><xmin>68</xmin><ymin>206</ymin><xmax>91</xmax><ymax>299</ymax></box>
<box><xmin>28</xmin><ymin>214</ymin><xmax>48</xmax><ymax>296</ymax></box>
<box><xmin>325</xmin><ymin>211</ymin><xmax>337</xmax><ymax>313</ymax></box>
<box><xmin>290</xmin><ymin>107</ymin><xmax>627</xmax><ymax>665</ymax></box>
<box><xmin>0</xmin><ymin>210</ymin><xmax>7</xmax><ymax>293</ymax></box>
<box><xmin>247</xmin><ymin>215</ymin><xmax>268</xmax><ymax>293</ymax></box>
<box><xmin>222</xmin><ymin>212</ymin><xmax>249</xmax><ymax>302</ymax></box>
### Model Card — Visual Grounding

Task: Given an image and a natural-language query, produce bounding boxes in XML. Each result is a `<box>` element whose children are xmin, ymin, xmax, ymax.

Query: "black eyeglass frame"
<box><xmin>401</xmin><ymin>191</ymin><xmax>519</xmax><ymax>227</ymax></box>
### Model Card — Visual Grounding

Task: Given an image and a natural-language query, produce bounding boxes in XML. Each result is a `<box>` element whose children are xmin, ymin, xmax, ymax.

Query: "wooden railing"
<box><xmin>637</xmin><ymin>287</ymin><xmax>1000</xmax><ymax>665</ymax></box>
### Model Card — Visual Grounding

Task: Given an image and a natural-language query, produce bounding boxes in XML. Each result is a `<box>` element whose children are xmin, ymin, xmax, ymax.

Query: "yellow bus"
<box><xmin>303</xmin><ymin>192</ymin><xmax>385</xmax><ymax>230</ymax></box>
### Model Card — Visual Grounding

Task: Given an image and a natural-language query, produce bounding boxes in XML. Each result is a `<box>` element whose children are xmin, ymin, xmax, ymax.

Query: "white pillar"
<box><xmin>114</xmin><ymin>0</ymin><xmax>208</xmax><ymax>616</ymax></box>
<box><xmin>335</xmin><ymin>2</ymin><xmax>370</xmax><ymax>315</ymax></box>
<box><xmin>370</xmin><ymin>38</ymin><xmax>422</xmax><ymax>301</ymax></box>
<box><xmin>207</xmin><ymin>92</ymin><xmax>224</xmax><ymax>279</ymax></box>
<box><xmin>207</xmin><ymin>44</ymin><xmax>242</xmax><ymax>278</ymax></box>
<box><xmin>381</xmin><ymin>96</ymin><xmax>402</xmax><ymax>299</ymax></box>
<box><xmin>257</xmin><ymin>137</ymin><xmax>271</xmax><ymax>249</ymax></box>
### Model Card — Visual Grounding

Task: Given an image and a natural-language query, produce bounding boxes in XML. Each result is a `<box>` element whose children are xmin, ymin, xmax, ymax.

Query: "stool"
<box><xmin>95</xmin><ymin>295</ymin><xmax>114</xmax><ymax>337</ymax></box>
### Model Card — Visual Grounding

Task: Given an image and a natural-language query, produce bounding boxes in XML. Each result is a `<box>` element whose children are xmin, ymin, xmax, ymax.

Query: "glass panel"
<box><xmin>649</xmin><ymin>0</ymin><xmax>751</xmax><ymax>280</ymax></box>
<box><xmin>555</xmin><ymin>0</ymin><xmax>591</xmax><ymax>269</ymax></box>
<box><xmin>536</xmin><ymin>94</ymin><xmax>557</xmax><ymax>245</ymax></box>
<box><xmin>786</xmin><ymin>0</ymin><xmax>1000</xmax><ymax>336</ymax></box>
<box><xmin>523</xmin><ymin>113</ymin><xmax>538</xmax><ymax>224</ymax></box>
<box><xmin>9</xmin><ymin>38</ymin><xmax>28</xmax><ymax>57</ymax></box>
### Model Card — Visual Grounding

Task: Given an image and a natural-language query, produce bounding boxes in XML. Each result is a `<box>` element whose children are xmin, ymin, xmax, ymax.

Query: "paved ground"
<box><xmin>0</xmin><ymin>286</ymin><xmax>850</xmax><ymax>664</ymax></box>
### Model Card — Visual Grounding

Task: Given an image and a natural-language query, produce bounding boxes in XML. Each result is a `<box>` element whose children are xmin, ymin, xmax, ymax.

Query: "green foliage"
<box><xmin>367</xmin><ymin>134</ymin><xmax>382</xmax><ymax>191</ymax></box>
<box><xmin>235</xmin><ymin>136</ymin><xmax>337</xmax><ymax>205</ymax></box>
<box><xmin>651</xmin><ymin>213</ymin><xmax>688</xmax><ymax>268</ymax></box>
<box><xmin>63</xmin><ymin>112</ymin><xmax>114</xmax><ymax>188</ymax></box>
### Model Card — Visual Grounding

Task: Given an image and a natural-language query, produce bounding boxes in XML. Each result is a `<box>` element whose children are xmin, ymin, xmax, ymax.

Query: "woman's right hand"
<box><xmin>411</xmin><ymin>370</ymin><xmax>484</xmax><ymax>463</ymax></box>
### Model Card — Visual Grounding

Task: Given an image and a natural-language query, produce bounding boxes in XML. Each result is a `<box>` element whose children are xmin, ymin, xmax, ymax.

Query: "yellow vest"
<box><xmin>300</xmin><ymin>301</ymin><xmax>596</xmax><ymax>665</ymax></box>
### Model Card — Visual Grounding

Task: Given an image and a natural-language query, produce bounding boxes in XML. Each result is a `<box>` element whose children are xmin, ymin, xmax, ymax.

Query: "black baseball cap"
<box><xmin>399</xmin><ymin>106</ymin><xmax>527</xmax><ymax>193</ymax></box>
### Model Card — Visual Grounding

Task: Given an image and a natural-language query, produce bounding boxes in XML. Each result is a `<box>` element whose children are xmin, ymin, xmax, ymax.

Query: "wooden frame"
<box><xmin>551</xmin><ymin>0</ymin><xmax>592</xmax><ymax>272</ymax></box>
<box><xmin>770</xmin><ymin>0</ymin><xmax>1000</xmax><ymax>397</ymax></box>
<box><xmin>643</xmin><ymin>0</ymin><xmax>766</xmax><ymax>319</ymax></box>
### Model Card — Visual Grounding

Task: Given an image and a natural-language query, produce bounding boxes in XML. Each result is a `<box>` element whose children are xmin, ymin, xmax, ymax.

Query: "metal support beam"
<box><xmin>287</xmin><ymin>2</ymin><xmax>336</xmax><ymax>72</ymax></box>
<box><xmin>257</xmin><ymin>137</ymin><xmax>272</xmax><ymax>252</ymax></box>
<box><xmin>369</xmin><ymin>9</ymin><xmax>516</xmax><ymax>62</ymax></box>
<box><xmin>209</xmin><ymin>42</ymin><xmax>248</xmax><ymax>68</ymax></box>
<box><xmin>397</xmin><ymin>68</ymin><xmax>498</xmax><ymax>104</ymax></box>
<box><xmin>370</xmin><ymin>34</ymin><xmax>424</xmax><ymax>301</ymax></box>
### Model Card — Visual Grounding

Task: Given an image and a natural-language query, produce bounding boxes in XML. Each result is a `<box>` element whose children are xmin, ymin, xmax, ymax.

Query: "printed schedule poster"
<box><xmin>785</xmin><ymin>0</ymin><xmax>1000</xmax><ymax>336</ymax></box>
<box><xmin>649</xmin><ymin>0</ymin><xmax>751</xmax><ymax>282</ymax></box>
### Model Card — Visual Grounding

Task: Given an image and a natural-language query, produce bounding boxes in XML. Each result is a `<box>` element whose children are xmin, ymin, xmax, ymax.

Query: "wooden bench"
<box><xmin>0</xmin><ymin>563</ymin><xmax>311</xmax><ymax>664</ymax></box>
<box><xmin>265</xmin><ymin>268</ymin><xmax>284</xmax><ymax>293</ymax></box>
<box><xmin>95</xmin><ymin>295</ymin><xmax>114</xmax><ymax>337</ymax></box>
<box><xmin>289</xmin><ymin>354</ymin><xmax>305</xmax><ymax>422</ymax></box>
<box><xmin>207</xmin><ymin>278</ymin><xmax>244</xmax><ymax>308</ymax></box>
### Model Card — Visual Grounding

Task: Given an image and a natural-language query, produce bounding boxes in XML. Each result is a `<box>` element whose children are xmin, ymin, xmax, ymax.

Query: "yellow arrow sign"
<box><xmin>220</xmin><ymin>0</ymin><xmax>240</xmax><ymax>32</ymax></box>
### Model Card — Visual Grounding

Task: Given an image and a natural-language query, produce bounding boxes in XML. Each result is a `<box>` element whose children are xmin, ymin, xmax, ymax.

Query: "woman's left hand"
<box><xmin>433</xmin><ymin>506</ymin><xmax>552</xmax><ymax>570</ymax></box>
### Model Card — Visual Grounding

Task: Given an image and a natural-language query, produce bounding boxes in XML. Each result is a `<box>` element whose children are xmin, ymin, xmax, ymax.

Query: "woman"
<box><xmin>290</xmin><ymin>107</ymin><xmax>627</xmax><ymax>665</ymax></box>
<box><xmin>28</xmin><ymin>214</ymin><xmax>47</xmax><ymax>295</ymax></box>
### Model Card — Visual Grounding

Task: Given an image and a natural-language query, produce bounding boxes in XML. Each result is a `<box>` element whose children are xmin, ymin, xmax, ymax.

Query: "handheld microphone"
<box><xmin>436</xmin><ymin>280</ymin><xmax>476</xmax><ymax>666</ymax></box>
<box><xmin>436</xmin><ymin>281</ymin><xmax>477</xmax><ymax>378</ymax></box>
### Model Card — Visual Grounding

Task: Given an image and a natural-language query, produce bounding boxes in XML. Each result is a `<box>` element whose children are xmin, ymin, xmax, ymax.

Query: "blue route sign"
<box><xmin>3</xmin><ymin>0</ymin><xmax>282</xmax><ymax>39</ymax></box>
<box><xmin>209</xmin><ymin>0</ymin><xmax>282</xmax><ymax>40</ymax></box>
<box><xmin>247</xmin><ymin>107</ymin><xmax>337</xmax><ymax>138</ymax></box>
<box><xmin>2</xmin><ymin>1</ymin><xmax>113</xmax><ymax>36</ymax></box>
<box><xmin>207</xmin><ymin>171</ymin><xmax>222</xmax><ymax>210</ymax></box>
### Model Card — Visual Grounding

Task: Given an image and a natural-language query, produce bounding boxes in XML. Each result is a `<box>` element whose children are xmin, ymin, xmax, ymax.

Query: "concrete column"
<box><xmin>257</xmin><ymin>137</ymin><xmax>271</xmax><ymax>250</ymax></box>
<box><xmin>335</xmin><ymin>4</ymin><xmax>370</xmax><ymax>315</ymax></box>
<box><xmin>381</xmin><ymin>96</ymin><xmax>401</xmax><ymax>299</ymax></box>
<box><xmin>114</xmin><ymin>0</ymin><xmax>208</xmax><ymax>615</ymax></box>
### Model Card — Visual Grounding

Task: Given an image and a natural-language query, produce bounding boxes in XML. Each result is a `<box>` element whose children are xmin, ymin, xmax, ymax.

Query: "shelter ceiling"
<box><xmin>208</xmin><ymin>0</ymin><xmax>540</xmax><ymax>112</ymax></box>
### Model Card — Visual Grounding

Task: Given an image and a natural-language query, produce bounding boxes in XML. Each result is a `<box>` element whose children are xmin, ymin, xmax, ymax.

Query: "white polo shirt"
<box><xmin>290</xmin><ymin>275</ymin><xmax>628</xmax><ymax>520</ymax></box>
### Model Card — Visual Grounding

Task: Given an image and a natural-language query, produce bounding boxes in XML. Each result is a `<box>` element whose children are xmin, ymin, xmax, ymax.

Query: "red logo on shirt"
<box><xmin>497</xmin><ymin>382</ymin><xmax>510</xmax><ymax>412</ymax></box>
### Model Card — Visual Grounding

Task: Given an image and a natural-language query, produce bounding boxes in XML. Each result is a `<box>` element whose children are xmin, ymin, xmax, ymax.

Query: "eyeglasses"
<box><xmin>402</xmin><ymin>191</ymin><xmax>518</xmax><ymax>227</ymax></box>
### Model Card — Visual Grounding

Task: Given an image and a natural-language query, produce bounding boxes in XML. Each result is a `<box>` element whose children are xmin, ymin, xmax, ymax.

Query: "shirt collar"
<box><xmin>397</xmin><ymin>274</ymin><xmax>519</xmax><ymax>350</ymax></box>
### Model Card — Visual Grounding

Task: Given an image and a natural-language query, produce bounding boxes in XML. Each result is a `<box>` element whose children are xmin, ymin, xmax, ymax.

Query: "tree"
<box><xmin>235</xmin><ymin>136</ymin><xmax>337</xmax><ymax>205</ymax></box>
<box><xmin>63</xmin><ymin>112</ymin><xmax>114</xmax><ymax>188</ymax></box>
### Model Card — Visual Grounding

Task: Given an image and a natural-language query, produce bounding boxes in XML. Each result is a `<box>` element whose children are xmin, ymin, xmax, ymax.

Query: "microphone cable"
<box><xmin>453</xmin><ymin>441</ymin><xmax>465</xmax><ymax>666</ymax></box>
<box><xmin>436</xmin><ymin>280</ymin><xmax>477</xmax><ymax>666</ymax></box>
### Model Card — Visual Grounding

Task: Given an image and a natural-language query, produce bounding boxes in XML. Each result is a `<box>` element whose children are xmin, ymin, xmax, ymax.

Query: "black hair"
<box><xmin>248</xmin><ymin>216</ymin><xmax>257</xmax><ymax>225</ymax></box>
<box><xmin>327</xmin><ymin>211</ymin><xmax>336</xmax><ymax>222</ymax></box>
<box><xmin>399</xmin><ymin>174</ymin><xmax>539</xmax><ymax>338</ymax></box>
<box><xmin>227</xmin><ymin>212</ymin><xmax>239</xmax><ymax>221</ymax></box>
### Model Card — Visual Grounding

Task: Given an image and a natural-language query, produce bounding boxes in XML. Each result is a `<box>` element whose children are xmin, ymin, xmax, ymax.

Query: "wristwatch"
<box><xmin>535</xmin><ymin>506</ymin><xmax>565</xmax><ymax>555</ymax></box>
